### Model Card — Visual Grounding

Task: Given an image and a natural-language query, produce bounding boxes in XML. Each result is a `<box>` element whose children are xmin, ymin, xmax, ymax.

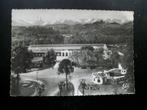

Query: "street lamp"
<box><xmin>36</xmin><ymin>71</ymin><xmax>38</xmax><ymax>81</ymax></box>
<box><xmin>36</xmin><ymin>70</ymin><xmax>41</xmax><ymax>96</ymax></box>
<box><xmin>81</xmin><ymin>79</ymin><xmax>86</xmax><ymax>96</ymax></box>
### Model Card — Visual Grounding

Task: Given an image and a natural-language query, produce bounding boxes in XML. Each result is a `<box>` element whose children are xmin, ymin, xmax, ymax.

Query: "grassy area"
<box><xmin>20</xmin><ymin>86</ymin><xmax>35</xmax><ymax>96</ymax></box>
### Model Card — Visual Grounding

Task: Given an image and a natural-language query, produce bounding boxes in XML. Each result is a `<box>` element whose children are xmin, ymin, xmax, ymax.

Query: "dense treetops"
<box><xmin>12</xmin><ymin>21</ymin><xmax>133</xmax><ymax>45</ymax></box>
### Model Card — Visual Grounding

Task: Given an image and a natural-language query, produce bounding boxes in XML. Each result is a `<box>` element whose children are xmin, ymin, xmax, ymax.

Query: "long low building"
<box><xmin>28</xmin><ymin>44</ymin><xmax>105</xmax><ymax>61</ymax></box>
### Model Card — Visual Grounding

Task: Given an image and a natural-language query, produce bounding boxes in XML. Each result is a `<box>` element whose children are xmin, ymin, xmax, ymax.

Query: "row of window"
<box><xmin>56</xmin><ymin>52</ymin><xmax>72</xmax><ymax>57</ymax></box>
<box><xmin>33</xmin><ymin>52</ymin><xmax>73</xmax><ymax>57</ymax></box>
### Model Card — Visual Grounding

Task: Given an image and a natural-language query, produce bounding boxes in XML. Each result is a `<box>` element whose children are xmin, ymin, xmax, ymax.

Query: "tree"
<box><xmin>70</xmin><ymin>46</ymin><xmax>97</xmax><ymax>69</ymax></box>
<box><xmin>94</xmin><ymin>48</ymin><xmax>104</xmax><ymax>67</ymax></box>
<box><xmin>81</xmin><ymin>45</ymin><xmax>94</xmax><ymax>51</ymax></box>
<box><xmin>43</xmin><ymin>49</ymin><xmax>56</xmax><ymax>68</ymax></box>
<box><xmin>11</xmin><ymin>44</ymin><xmax>33</xmax><ymax>73</ymax></box>
<box><xmin>120</xmin><ymin>44</ymin><xmax>134</xmax><ymax>92</ymax></box>
<box><xmin>80</xmin><ymin>46</ymin><xmax>97</xmax><ymax>68</ymax></box>
<box><xmin>11</xmin><ymin>42</ymin><xmax>33</xmax><ymax>95</ymax></box>
<box><xmin>58</xmin><ymin>59</ymin><xmax>74</xmax><ymax>89</ymax></box>
<box><xmin>25</xmin><ymin>26</ymin><xmax>64</xmax><ymax>44</ymax></box>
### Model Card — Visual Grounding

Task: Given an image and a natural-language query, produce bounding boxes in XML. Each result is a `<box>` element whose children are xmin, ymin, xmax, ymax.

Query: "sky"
<box><xmin>12</xmin><ymin>9</ymin><xmax>134</xmax><ymax>26</ymax></box>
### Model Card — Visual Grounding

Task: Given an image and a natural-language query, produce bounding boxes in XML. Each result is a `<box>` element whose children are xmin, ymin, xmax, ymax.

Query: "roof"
<box><xmin>28</xmin><ymin>44</ymin><xmax>104</xmax><ymax>52</ymax></box>
<box><xmin>29</xmin><ymin>44</ymin><xmax>104</xmax><ymax>47</ymax></box>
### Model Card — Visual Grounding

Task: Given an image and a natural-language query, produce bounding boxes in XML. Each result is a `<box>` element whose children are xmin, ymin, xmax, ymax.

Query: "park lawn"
<box><xmin>20</xmin><ymin>68</ymin><xmax>66</xmax><ymax>96</ymax></box>
<box><xmin>20</xmin><ymin>85</ymin><xmax>35</xmax><ymax>96</ymax></box>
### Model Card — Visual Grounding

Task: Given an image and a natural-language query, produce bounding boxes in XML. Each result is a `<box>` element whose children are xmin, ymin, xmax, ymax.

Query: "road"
<box><xmin>20</xmin><ymin>66</ymin><xmax>130</xmax><ymax>96</ymax></box>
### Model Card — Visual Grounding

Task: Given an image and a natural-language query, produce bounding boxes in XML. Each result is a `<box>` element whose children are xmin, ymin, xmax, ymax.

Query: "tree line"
<box><xmin>70</xmin><ymin>45</ymin><xmax>133</xmax><ymax>69</ymax></box>
<box><xmin>12</xmin><ymin>21</ymin><xmax>133</xmax><ymax>45</ymax></box>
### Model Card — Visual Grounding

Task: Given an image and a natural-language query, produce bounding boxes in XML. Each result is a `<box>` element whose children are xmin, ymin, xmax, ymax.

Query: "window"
<box><xmin>62</xmin><ymin>52</ymin><xmax>64</xmax><ymax>56</ymax></box>
<box><xmin>66</xmin><ymin>52</ymin><xmax>68</xmax><ymax>56</ymax></box>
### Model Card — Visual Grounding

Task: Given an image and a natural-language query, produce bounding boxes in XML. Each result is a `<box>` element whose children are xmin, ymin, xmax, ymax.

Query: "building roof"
<box><xmin>29</xmin><ymin>44</ymin><xmax>104</xmax><ymax>47</ymax></box>
<box><xmin>28</xmin><ymin>44</ymin><xmax>104</xmax><ymax>52</ymax></box>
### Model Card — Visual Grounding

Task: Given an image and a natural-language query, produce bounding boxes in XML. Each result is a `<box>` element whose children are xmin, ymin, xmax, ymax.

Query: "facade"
<box><xmin>28</xmin><ymin>44</ymin><xmax>105</xmax><ymax>62</ymax></box>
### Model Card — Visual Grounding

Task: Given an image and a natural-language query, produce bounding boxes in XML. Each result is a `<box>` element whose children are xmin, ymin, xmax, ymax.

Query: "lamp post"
<box><xmin>58</xmin><ymin>82</ymin><xmax>62</xmax><ymax>96</ymax></box>
<box><xmin>36</xmin><ymin>71</ymin><xmax>38</xmax><ymax>81</ymax></box>
<box><xmin>36</xmin><ymin>70</ymin><xmax>42</xmax><ymax>96</ymax></box>
<box><xmin>81</xmin><ymin>79</ymin><xmax>86</xmax><ymax>96</ymax></box>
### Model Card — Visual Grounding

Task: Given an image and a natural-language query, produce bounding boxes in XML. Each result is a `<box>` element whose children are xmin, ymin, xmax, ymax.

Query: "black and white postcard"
<box><xmin>10</xmin><ymin>9</ymin><xmax>135</xmax><ymax>96</ymax></box>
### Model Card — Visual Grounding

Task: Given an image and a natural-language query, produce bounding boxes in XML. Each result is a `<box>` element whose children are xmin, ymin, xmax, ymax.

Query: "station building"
<box><xmin>28</xmin><ymin>44</ymin><xmax>105</xmax><ymax>62</ymax></box>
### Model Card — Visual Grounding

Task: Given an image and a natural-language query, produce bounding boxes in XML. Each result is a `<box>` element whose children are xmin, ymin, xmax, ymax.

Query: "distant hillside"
<box><xmin>12</xmin><ymin>26</ymin><xmax>64</xmax><ymax>45</ymax></box>
<box><xmin>12</xmin><ymin>21</ymin><xmax>133</xmax><ymax>45</ymax></box>
<box><xmin>50</xmin><ymin>21</ymin><xmax>133</xmax><ymax>44</ymax></box>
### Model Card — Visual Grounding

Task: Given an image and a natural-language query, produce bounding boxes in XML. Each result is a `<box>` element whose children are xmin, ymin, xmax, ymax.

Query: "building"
<box><xmin>28</xmin><ymin>44</ymin><xmax>105</xmax><ymax>62</ymax></box>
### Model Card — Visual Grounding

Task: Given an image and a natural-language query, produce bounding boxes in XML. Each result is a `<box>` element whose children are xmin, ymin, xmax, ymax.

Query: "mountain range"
<box><xmin>12</xmin><ymin>18</ymin><xmax>130</xmax><ymax>26</ymax></box>
<box><xmin>12</xmin><ymin>19</ymin><xmax>133</xmax><ymax>45</ymax></box>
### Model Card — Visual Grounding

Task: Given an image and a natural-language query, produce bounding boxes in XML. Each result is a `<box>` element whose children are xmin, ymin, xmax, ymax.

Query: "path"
<box><xmin>47</xmin><ymin>88</ymin><xmax>59</xmax><ymax>96</ymax></box>
<box><xmin>71</xmin><ymin>78</ymin><xmax>82</xmax><ymax>96</ymax></box>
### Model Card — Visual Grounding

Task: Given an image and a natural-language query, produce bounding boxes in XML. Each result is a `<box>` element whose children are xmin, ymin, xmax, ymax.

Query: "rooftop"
<box><xmin>29</xmin><ymin>44</ymin><xmax>104</xmax><ymax>47</ymax></box>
